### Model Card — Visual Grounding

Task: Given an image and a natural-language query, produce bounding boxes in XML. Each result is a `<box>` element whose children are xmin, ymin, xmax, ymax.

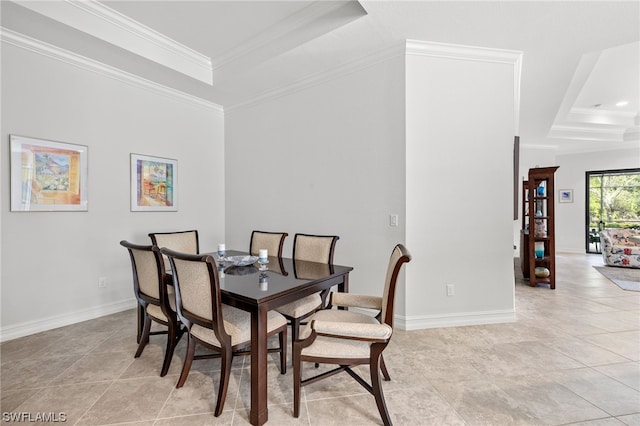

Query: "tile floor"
<box><xmin>1</xmin><ymin>253</ymin><xmax>639</xmax><ymax>425</ymax></box>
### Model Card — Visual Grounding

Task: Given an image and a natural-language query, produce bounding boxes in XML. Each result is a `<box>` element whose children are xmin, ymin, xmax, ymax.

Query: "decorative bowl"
<box><xmin>534</xmin><ymin>267</ymin><xmax>550</xmax><ymax>278</ymax></box>
<box><xmin>224</xmin><ymin>265</ymin><xmax>259</xmax><ymax>276</ymax></box>
<box><xmin>225</xmin><ymin>255</ymin><xmax>258</xmax><ymax>267</ymax></box>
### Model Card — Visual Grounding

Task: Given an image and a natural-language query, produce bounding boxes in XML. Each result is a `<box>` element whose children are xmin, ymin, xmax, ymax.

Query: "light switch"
<box><xmin>389</xmin><ymin>214</ymin><xmax>399</xmax><ymax>227</ymax></box>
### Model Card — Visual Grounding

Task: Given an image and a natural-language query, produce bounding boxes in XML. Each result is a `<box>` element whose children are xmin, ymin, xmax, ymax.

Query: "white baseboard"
<box><xmin>0</xmin><ymin>298</ymin><xmax>137</xmax><ymax>342</ymax></box>
<box><xmin>557</xmin><ymin>248</ymin><xmax>589</xmax><ymax>254</ymax></box>
<box><xmin>395</xmin><ymin>309</ymin><xmax>516</xmax><ymax>331</ymax></box>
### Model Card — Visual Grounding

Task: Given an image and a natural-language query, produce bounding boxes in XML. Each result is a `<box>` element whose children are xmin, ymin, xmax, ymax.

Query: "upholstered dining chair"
<box><xmin>292</xmin><ymin>244</ymin><xmax>411</xmax><ymax>426</ymax></box>
<box><xmin>249</xmin><ymin>230</ymin><xmax>288</xmax><ymax>257</ymax></box>
<box><xmin>275</xmin><ymin>233</ymin><xmax>339</xmax><ymax>345</ymax></box>
<box><xmin>145</xmin><ymin>230</ymin><xmax>200</xmax><ymax>340</ymax></box>
<box><xmin>149</xmin><ymin>229</ymin><xmax>200</xmax><ymax>264</ymax></box>
<box><xmin>160</xmin><ymin>247</ymin><xmax>288</xmax><ymax>417</ymax></box>
<box><xmin>120</xmin><ymin>240</ymin><xmax>185</xmax><ymax>377</ymax></box>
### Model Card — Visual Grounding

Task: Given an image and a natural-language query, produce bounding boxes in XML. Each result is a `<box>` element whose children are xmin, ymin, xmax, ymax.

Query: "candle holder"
<box><xmin>259</xmin><ymin>273</ymin><xmax>268</xmax><ymax>291</ymax></box>
<box><xmin>258</xmin><ymin>258</ymin><xmax>269</xmax><ymax>271</ymax></box>
<box><xmin>258</xmin><ymin>249</ymin><xmax>269</xmax><ymax>271</ymax></box>
<box><xmin>217</xmin><ymin>243</ymin><xmax>226</xmax><ymax>264</ymax></box>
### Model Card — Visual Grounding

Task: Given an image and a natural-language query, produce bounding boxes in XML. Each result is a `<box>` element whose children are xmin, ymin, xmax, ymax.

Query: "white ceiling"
<box><xmin>4</xmin><ymin>0</ymin><xmax>639</xmax><ymax>154</ymax></box>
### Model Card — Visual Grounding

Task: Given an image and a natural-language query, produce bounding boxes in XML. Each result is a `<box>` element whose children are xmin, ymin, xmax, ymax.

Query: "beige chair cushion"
<box><xmin>299</xmin><ymin>309</ymin><xmax>381</xmax><ymax>359</ymax></box>
<box><xmin>250</xmin><ymin>232</ymin><xmax>285</xmax><ymax>257</ymax></box>
<box><xmin>146</xmin><ymin>286</ymin><xmax>177</xmax><ymax>322</ymax></box>
<box><xmin>131</xmin><ymin>248</ymin><xmax>161</xmax><ymax>299</ymax></box>
<box><xmin>152</xmin><ymin>232</ymin><xmax>198</xmax><ymax>254</ymax></box>
<box><xmin>312</xmin><ymin>320</ymin><xmax>392</xmax><ymax>340</ymax></box>
<box><xmin>191</xmin><ymin>306</ymin><xmax>287</xmax><ymax>347</ymax></box>
<box><xmin>330</xmin><ymin>293</ymin><xmax>382</xmax><ymax>310</ymax></box>
<box><xmin>294</xmin><ymin>235</ymin><xmax>335</xmax><ymax>263</ymax></box>
<box><xmin>276</xmin><ymin>293</ymin><xmax>322</xmax><ymax>318</ymax></box>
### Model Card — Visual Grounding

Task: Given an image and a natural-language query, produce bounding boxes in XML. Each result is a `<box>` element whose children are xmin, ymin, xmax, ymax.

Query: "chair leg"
<box><xmin>134</xmin><ymin>314</ymin><xmax>152</xmax><ymax>358</ymax></box>
<box><xmin>176</xmin><ymin>335</ymin><xmax>196</xmax><ymax>388</ymax></box>
<box><xmin>160</xmin><ymin>320</ymin><xmax>178</xmax><ymax>377</ymax></box>
<box><xmin>279</xmin><ymin>327</ymin><xmax>287</xmax><ymax>375</ymax></box>
<box><xmin>214</xmin><ymin>347</ymin><xmax>233</xmax><ymax>417</ymax></box>
<box><xmin>370</xmin><ymin>346</ymin><xmax>392</xmax><ymax>426</ymax></box>
<box><xmin>293</xmin><ymin>344</ymin><xmax>302</xmax><ymax>418</ymax></box>
<box><xmin>380</xmin><ymin>354</ymin><xmax>391</xmax><ymax>381</ymax></box>
<box><xmin>136</xmin><ymin>304</ymin><xmax>145</xmax><ymax>343</ymax></box>
<box><xmin>291</xmin><ymin>317</ymin><xmax>300</xmax><ymax>344</ymax></box>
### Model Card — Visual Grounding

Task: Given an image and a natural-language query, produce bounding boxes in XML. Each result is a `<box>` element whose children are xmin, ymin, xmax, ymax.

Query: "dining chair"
<box><xmin>249</xmin><ymin>230</ymin><xmax>288</xmax><ymax>257</ymax></box>
<box><xmin>160</xmin><ymin>247</ymin><xmax>288</xmax><ymax>417</ymax></box>
<box><xmin>275</xmin><ymin>233</ymin><xmax>339</xmax><ymax>346</ymax></box>
<box><xmin>120</xmin><ymin>240</ymin><xmax>185</xmax><ymax>377</ymax></box>
<box><xmin>149</xmin><ymin>229</ymin><xmax>200</xmax><ymax>257</ymax></box>
<box><xmin>145</xmin><ymin>230</ymin><xmax>200</xmax><ymax>340</ymax></box>
<box><xmin>292</xmin><ymin>244</ymin><xmax>411</xmax><ymax>426</ymax></box>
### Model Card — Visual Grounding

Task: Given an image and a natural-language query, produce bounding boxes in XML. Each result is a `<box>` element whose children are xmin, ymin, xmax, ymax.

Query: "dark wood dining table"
<box><xmin>215</xmin><ymin>251</ymin><xmax>353</xmax><ymax>425</ymax></box>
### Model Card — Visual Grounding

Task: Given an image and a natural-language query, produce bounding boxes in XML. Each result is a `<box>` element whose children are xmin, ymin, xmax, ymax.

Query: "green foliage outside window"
<box><xmin>588</xmin><ymin>171</ymin><xmax>640</xmax><ymax>230</ymax></box>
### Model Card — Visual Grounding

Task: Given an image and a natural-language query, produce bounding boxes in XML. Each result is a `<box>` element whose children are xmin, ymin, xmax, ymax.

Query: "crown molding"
<box><xmin>14</xmin><ymin>0</ymin><xmax>213</xmax><ymax>85</ymax></box>
<box><xmin>213</xmin><ymin>1</ymin><xmax>358</xmax><ymax>71</ymax></box>
<box><xmin>1</xmin><ymin>28</ymin><xmax>223</xmax><ymax>113</ymax></box>
<box><xmin>405</xmin><ymin>39</ymin><xmax>523</xmax><ymax>64</ymax></box>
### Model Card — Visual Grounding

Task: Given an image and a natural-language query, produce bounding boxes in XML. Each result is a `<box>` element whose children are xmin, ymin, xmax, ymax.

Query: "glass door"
<box><xmin>586</xmin><ymin>168</ymin><xmax>640</xmax><ymax>253</ymax></box>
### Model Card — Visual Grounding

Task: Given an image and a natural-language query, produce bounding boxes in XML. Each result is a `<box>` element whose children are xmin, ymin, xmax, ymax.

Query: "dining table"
<box><xmin>214</xmin><ymin>250</ymin><xmax>353</xmax><ymax>426</ymax></box>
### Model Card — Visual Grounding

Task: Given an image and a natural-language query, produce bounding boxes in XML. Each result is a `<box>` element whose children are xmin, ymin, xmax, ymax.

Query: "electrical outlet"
<box><xmin>98</xmin><ymin>277</ymin><xmax>108</xmax><ymax>288</ymax></box>
<box><xmin>446</xmin><ymin>284</ymin><xmax>455</xmax><ymax>296</ymax></box>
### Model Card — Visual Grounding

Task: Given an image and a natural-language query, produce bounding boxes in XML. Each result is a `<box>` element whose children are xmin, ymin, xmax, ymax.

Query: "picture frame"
<box><xmin>130</xmin><ymin>153</ymin><xmax>177</xmax><ymax>211</ymax></box>
<box><xmin>559</xmin><ymin>189</ymin><xmax>573</xmax><ymax>203</ymax></box>
<box><xmin>10</xmin><ymin>135</ymin><xmax>88</xmax><ymax>212</ymax></box>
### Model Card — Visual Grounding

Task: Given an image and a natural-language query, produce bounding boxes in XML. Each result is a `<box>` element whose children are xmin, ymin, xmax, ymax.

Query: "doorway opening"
<box><xmin>585</xmin><ymin>168</ymin><xmax>640</xmax><ymax>254</ymax></box>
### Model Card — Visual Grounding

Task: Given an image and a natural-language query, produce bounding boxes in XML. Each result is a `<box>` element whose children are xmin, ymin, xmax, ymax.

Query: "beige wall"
<box><xmin>224</xmin><ymin>53</ymin><xmax>407</xmax><ymax>311</ymax></box>
<box><xmin>1</xmin><ymin>38</ymin><xmax>225</xmax><ymax>340</ymax></box>
<box><xmin>405</xmin><ymin>41</ymin><xmax>520</xmax><ymax>328</ymax></box>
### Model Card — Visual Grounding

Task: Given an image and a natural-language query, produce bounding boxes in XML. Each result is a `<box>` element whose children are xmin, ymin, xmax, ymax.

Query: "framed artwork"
<box><xmin>559</xmin><ymin>189</ymin><xmax>573</xmax><ymax>203</ymax></box>
<box><xmin>10</xmin><ymin>135</ymin><xmax>88</xmax><ymax>212</ymax></box>
<box><xmin>130</xmin><ymin>153</ymin><xmax>177</xmax><ymax>211</ymax></box>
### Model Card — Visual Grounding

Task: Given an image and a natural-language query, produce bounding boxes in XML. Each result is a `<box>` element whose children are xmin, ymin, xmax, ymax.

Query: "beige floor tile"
<box><xmin>493</xmin><ymin>374</ymin><xmax>609</xmax><ymax>424</ymax></box>
<box><xmin>594</xmin><ymin>362</ymin><xmax>640</xmax><ymax>391</ymax></box>
<box><xmin>421</xmin><ymin>377</ymin><xmax>542</xmax><ymax>425</ymax></box>
<box><xmin>0</xmin><ymin>388</ymin><xmax>41</xmax><ymax>413</ymax></box>
<box><xmin>232</xmin><ymin>403</ymin><xmax>309</xmax><ymax>425</ymax></box>
<box><xmin>75</xmin><ymin>376</ymin><xmax>176</xmax><ymax>425</ymax></box>
<box><xmin>305</xmin><ymin>393</ymin><xmax>392</xmax><ymax>425</ymax></box>
<box><xmin>1</xmin><ymin>253</ymin><xmax>638</xmax><ymax>425</ymax></box>
<box><xmin>542</xmin><ymin>336</ymin><xmax>631</xmax><ymax>366</ymax></box>
<box><xmin>570</xmin><ymin>418</ymin><xmax>629</xmax><ymax>425</ymax></box>
<box><xmin>617</xmin><ymin>413</ymin><xmax>640</xmax><ymax>425</ymax></box>
<box><xmin>160</xmin><ymin>369</ymin><xmax>242</xmax><ymax>418</ymax></box>
<box><xmin>51</xmin><ymin>351</ymin><xmax>134</xmax><ymax>385</ymax></box>
<box><xmin>119</xmin><ymin>344</ymin><xmax>184</xmax><ymax>379</ymax></box>
<box><xmin>155</xmin><ymin>412</ymin><xmax>234</xmax><ymax>425</ymax></box>
<box><xmin>12</xmin><ymin>382</ymin><xmax>110</xmax><ymax>424</ymax></box>
<box><xmin>0</xmin><ymin>354</ymin><xmax>82</xmax><ymax>390</ymax></box>
<box><xmin>582</xmin><ymin>330</ymin><xmax>640</xmax><ymax>361</ymax></box>
<box><xmin>385</xmin><ymin>386</ymin><xmax>462</xmax><ymax>425</ymax></box>
<box><xmin>236</xmin><ymin>362</ymin><xmax>293</xmax><ymax>410</ymax></box>
<box><xmin>550</xmin><ymin>367</ymin><xmax>640</xmax><ymax>416</ymax></box>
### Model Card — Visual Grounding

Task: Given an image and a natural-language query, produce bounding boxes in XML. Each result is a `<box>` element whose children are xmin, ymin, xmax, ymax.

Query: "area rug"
<box><xmin>593</xmin><ymin>266</ymin><xmax>640</xmax><ymax>292</ymax></box>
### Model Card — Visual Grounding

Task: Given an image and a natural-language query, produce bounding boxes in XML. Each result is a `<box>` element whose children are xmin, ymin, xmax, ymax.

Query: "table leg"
<box><xmin>338</xmin><ymin>273</ymin><xmax>349</xmax><ymax>293</ymax></box>
<box><xmin>338</xmin><ymin>274</ymin><xmax>349</xmax><ymax>310</ymax></box>
<box><xmin>250</xmin><ymin>306</ymin><xmax>269</xmax><ymax>426</ymax></box>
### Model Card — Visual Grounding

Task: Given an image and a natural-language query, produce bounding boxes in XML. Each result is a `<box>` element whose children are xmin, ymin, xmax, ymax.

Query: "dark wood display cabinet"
<box><xmin>520</xmin><ymin>166</ymin><xmax>559</xmax><ymax>289</ymax></box>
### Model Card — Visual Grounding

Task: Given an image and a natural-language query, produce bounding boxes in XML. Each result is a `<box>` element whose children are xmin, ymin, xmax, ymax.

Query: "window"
<box><xmin>586</xmin><ymin>168</ymin><xmax>640</xmax><ymax>253</ymax></box>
